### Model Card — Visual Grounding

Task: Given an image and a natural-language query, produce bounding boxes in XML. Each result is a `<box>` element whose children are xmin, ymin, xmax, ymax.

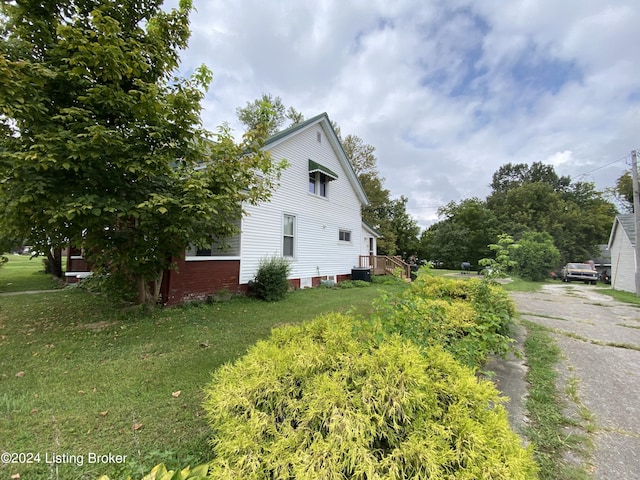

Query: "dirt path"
<box><xmin>511</xmin><ymin>284</ymin><xmax>640</xmax><ymax>479</ymax></box>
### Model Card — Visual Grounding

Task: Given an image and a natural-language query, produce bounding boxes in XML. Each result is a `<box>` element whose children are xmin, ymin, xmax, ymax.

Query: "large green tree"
<box><xmin>419</xmin><ymin>198</ymin><xmax>498</xmax><ymax>268</ymax></box>
<box><xmin>609</xmin><ymin>170</ymin><xmax>634</xmax><ymax>212</ymax></box>
<box><xmin>236</xmin><ymin>93</ymin><xmax>304</xmax><ymax>136</ymax></box>
<box><xmin>0</xmin><ymin>0</ymin><xmax>284</xmax><ymax>303</ymax></box>
<box><xmin>487</xmin><ymin>163</ymin><xmax>616</xmax><ymax>263</ymax></box>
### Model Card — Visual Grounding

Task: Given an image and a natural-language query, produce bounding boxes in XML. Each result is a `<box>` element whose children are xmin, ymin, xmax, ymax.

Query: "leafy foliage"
<box><xmin>251</xmin><ymin>256</ymin><xmax>291</xmax><ymax>301</ymax></box>
<box><xmin>372</xmin><ymin>272</ymin><xmax>515</xmax><ymax>367</ymax></box>
<box><xmin>420</xmin><ymin>198</ymin><xmax>499</xmax><ymax>268</ymax></box>
<box><xmin>0</xmin><ymin>1</ymin><xmax>285</xmax><ymax>304</ymax></box>
<box><xmin>608</xmin><ymin>170</ymin><xmax>634</xmax><ymax>213</ymax></box>
<box><xmin>479</xmin><ymin>234</ymin><xmax>520</xmax><ymax>279</ymax></box>
<box><xmin>96</xmin><ymin>462</ymin><xmax>210</xmax><ymax>480</ymax></box>
<box><xmin>487</xmin><ymin>164</ymin><xmax>616</xmax><ymax>263</ymax></box>
<box><xmin>236</xmin><ymin>93</ymin><xmax>304</xmax><ymax>135</ymax></box>
<box><xmin>421</xmin><ymin>162</ymin><xmax>616</xmax><ymax>269</ymax></box>
<box><xmin>511</xmin><ymin>231</ymin><xmax>561</xmax><ymax>281</ymax></box>
<box><xmin>336</xmin><ymin>279</ymin><xmax>371</xmax><ymax>288</ymax></box>
<box><xmin>204</xmin><ymin>313</ymin><xmax>537</xmax><ymax>479</ymax></box>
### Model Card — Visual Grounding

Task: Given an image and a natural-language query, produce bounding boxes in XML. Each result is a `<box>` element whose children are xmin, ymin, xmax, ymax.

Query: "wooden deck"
<box><xmin>359</xmin><ymin>255</ymin><xmax>412</xmax><ymax>279</ymax></box>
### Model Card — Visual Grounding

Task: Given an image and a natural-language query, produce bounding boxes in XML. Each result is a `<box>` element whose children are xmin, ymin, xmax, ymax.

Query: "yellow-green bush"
<box><xmin>373</xmin><ymin>273</ymin><xmax>515</xmax><ymax>367</ymax></box>
<box><xmin>204</xmin><ymin>313</ymin><xmax>537</xmax><ymax>479</ymax></box>
<box><xmin>96</xmin><ymin>463</ymin><xmax>210</xmax><ymax>480</ymax></box>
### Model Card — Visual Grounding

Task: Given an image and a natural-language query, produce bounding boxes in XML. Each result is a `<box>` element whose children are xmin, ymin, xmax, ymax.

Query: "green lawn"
<box><xmin>0</xmin><ymin>280</ymin><xmax>405</xmax><ymax>479</ymax></box>
<box><xmin>0</xmin><ymin>254</ymin><xmax>62</xmax><ymax>293</ymax></box>
<box><xmin>595</xmin><ymin>285</ymin><xmax>640</xmax><ymax>306</ymax></box>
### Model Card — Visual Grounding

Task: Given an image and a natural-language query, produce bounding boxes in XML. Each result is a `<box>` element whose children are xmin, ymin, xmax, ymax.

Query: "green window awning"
<box><xmin>309</xmin><ymin>159</ymin><xmax>338</xmax><ymax>180</ymax></box>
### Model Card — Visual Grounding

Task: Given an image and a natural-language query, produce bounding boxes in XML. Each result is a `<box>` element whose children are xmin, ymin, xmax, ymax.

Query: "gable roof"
<box><xmin>608</xmin><ymin>213</ymin><xmax>637</xmax><ymax>248</ymax></box>
<box><xmin>264</xmin><ymin>113</ymin><xmax>369</xmax><ymax>206</ymax></box>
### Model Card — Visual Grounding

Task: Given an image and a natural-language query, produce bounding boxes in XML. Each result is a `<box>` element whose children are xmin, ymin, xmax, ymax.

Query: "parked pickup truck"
<box><xmin>561</xmin><ymin>263</ymin><xmax>598</xmax><ymax>285</ymax></box>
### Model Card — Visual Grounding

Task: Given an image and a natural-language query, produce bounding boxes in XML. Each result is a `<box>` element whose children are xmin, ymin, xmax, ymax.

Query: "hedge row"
<box><xmin>371</xmin><ymin>273</ymin><xmax>515</xmax><ymax>367</ymax></box>
<box><xmin>95</xmin><ymin>272</ymin><xmax>534</xmax><ymax>479</ymax></box>
<box><xmin>203</xmin><ymin>312</ymin><xmax>537</xmax><ymax>479</ymax></box>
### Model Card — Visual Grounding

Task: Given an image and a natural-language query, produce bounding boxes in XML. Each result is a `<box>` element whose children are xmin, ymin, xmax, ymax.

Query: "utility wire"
<box><xmin>576</xmin><ymin>154</ymin><xmax>630</xmax><ymax>177</ymax></box>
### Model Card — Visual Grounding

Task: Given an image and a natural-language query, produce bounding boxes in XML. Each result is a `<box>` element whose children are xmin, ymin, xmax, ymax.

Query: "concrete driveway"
<box><xmin>507</xmin><ymin>284</ymin><xmax>640</xmax><ymax>479</ymax></box>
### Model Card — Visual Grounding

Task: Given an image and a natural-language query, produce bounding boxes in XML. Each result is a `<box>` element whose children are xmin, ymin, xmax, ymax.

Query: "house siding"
<box><xmin>240</xmin><ymin>123</ymin><xmax>364</xmax><ymax>284</ymax></box>
<box><xmin>610</xmin><ymin>223</ymin><xmax>636</xmax><ymax>293</ymax></box>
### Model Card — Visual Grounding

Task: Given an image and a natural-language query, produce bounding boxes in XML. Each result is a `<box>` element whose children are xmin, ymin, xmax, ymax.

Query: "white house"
<box><xmin>607</xmin><ymin>213</ymin><xmax>637</xmax><ymax>293</ymax></box>
<box><xmin>160</xmin><ymin>113</ymin><xmax>381</xmax><ymax>304</ymax></box>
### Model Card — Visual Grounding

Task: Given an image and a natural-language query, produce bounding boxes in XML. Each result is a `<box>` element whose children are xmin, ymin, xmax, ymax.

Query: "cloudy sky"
<box><xmin>165</xmin><ymin>0</ymin><xmax>640</xmax><ymax>228</ymax></box>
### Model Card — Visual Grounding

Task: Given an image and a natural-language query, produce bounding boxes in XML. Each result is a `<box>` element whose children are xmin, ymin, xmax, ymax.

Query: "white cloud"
<box><xmin>164</xmin><ymin>0</ymin><xmax>640</xmax><ymax>228</ymax></box>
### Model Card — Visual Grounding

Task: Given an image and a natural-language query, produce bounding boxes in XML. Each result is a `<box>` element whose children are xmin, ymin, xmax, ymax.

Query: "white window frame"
<box><xmin>308</xmin><ymin>172</ymin><xmax>328</xmax><ymax>198</ymax></box>
<box><xmin>283</xmin><ymin>213</ymin><xmax>296</xmax><ymax>258</ymax></box>
<box><xmin>339</xmin><ymin>229</ymin><xmax>352</xmax><ymax>243</ymax></box>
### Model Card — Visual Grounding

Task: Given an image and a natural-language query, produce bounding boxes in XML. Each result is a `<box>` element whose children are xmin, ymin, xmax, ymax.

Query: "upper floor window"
<box><xmin>308</xmin><ymin>160</ymin><xmax>337</xmax><ymax>198</ymax></box>
<box><xmin>309</xmin><ymin>172</ymin><xmax>328</xmax><ymax>197</ymax></box>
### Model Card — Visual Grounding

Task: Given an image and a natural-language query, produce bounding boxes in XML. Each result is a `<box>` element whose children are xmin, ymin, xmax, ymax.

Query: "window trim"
<box><xmin>308</xmin><ymin>171</ymin><xmax>329</xmax><ymax>198</ymax></box>
<box><xmin>338</xmin><ymin>229</ymin><xmax>352</xmax><ymax>243</ymax></box>
<box><xmin>283</xmin><ymin>213</ymin><xmax>296</xmax><ymax>258</ymax></box>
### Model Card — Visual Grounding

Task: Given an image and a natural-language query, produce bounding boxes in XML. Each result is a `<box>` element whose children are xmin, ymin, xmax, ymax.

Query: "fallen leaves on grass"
<box><xmin>15</xmin><ymin>371</ymin><xmax>24</xmax><ymax>378</ymax></box>
<box><xmin>172</xmin><ymin>391</ymin><xmax>181</xmax><ymax>398</ymax></box>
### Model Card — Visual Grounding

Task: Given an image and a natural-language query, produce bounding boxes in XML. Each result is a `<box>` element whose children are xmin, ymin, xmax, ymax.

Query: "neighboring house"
<box><xmin>607</xmin><ymin>214</ymin><xmax>637</xmax><ymax>293</ymax></box>
<box><xmin>157</xmin><ymin>112</ymin><xmax>379</xmax><ymax>304</ymax></box>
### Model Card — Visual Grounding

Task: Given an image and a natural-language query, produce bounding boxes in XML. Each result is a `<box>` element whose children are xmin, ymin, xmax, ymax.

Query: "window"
<box><xmin>186</xmin><ymin>234</ymin><xmax>241</xmax><ymax>258</ymax></box>
<box><xmin>317</xmin><ymin>131</ymin><xmax>322</xmax><ymax>143</ymax></box>
<box><xmin>339</xmin><ymin>229</ymin><xmax>351</xmax><ymax>242</ymax></box>
<box><xmin>186</xmin><ymin>219</ymin><xmax>241</xmax><ymax>259</ymax></box>
<box><xmin>309</xmin><ymin>172</ymin><xmax>316</xmax><ymax>194</ymax></box>
<box><xmin>308</xmin><ymin>160</ymin><xmax>337</xmax><ymax>198</ymax></box>
<box><xmin>283</xmin><ymin>214</ymin><xmax>295</xmax><ymax>257</ymax></box>
<box><xmin>309</xmin><ymin>172</ymin><xmax>328</xmax><ymax>197</ymax></box>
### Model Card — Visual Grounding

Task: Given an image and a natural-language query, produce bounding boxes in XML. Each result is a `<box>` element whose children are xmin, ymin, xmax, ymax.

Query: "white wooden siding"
<box><xmin>240</xmin><ymin>123</ymin><xmax>364</xmax><ymax>284</ymax></box>
<box><xmin>610</xmin><ymin>225</ymin><xmax>636</xmax><ymax>293</ymax></box>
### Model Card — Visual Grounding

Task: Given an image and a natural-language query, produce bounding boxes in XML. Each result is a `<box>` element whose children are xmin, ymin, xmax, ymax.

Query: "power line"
<box><xmin>576</xmin><ymin>154</ymin><xmax>630</xmax><ymax>177</ymax></box>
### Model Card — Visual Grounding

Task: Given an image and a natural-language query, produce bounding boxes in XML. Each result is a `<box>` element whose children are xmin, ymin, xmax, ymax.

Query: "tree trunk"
<box><xmin>46</xmin><ymin>247</ymin><xmax>63</xmax><ymax>278</ymax></box>
<box><xmin>136</xmin><ymin>271</ymin><xmax>164</xmax><ymax>305</ymax></box>
<box><xmin>136</xmin><ymin>276</ymin><xmax>149</xmax><ymax>305</ymax></box>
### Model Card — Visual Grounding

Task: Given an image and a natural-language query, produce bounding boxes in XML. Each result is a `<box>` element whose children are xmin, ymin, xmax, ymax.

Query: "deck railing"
<box><xmin>359</xmin><ymin>255</ymin><xmax>411</xmax><ymax>279</ymax></box>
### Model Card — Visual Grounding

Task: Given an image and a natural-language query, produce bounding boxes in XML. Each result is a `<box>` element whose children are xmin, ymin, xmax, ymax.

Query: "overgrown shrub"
<box><xmin>337</xmin><ymin>279</ymin><xmax>370</xmax><ymax>288</ymax></box>
<box><xmin>372</xmin><ymin>272</ymin><xmax>515</xmax><ymax>367</ymax></box>
<box><xmin>371</xmin><ymin>274</ymin><xmax>405</xmax><ymax>285</ymax></box>
<box><xmin>204</xmin><ymin>313</ymin><xmax>538</xmax><ymax>479</ymax></box>
<box><xmin>251</xmin><ymin>256</ymin><xmax>291</xmax><ymax>301</ymax></box>
<box><xmin>512</xmin><ymin>231</ymin><xmax>561</xmax><ymax>281</ymax></box>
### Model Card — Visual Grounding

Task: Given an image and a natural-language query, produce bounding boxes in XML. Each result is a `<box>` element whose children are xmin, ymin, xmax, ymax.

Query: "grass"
<box><xmin>502</xmin><ymin>276</ymin><xmax>550</xmax><ymax>293</ymax></box>
<box><xmin>523</xmin><ymin>321</ymin><xmax>593</xmax><ymax>480</ymax></box>
<box><xmin>0</xmin><ymin>277</ymin><xmax>405</xmax><ymax>479</ymax></box>
<box><xmin>0</xmin><ymin>254</ymin><xmax>62</xmax><ymax>293</ymax></box>
<box><xmin>429</xmin><ymin>268</ymin><xmax>550</xmax><ymax>293</ymax></box>
<box><xmin>594</xmin><ymin>285</ymin><xmax>640</xmax><ymax>306</ymax></box>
